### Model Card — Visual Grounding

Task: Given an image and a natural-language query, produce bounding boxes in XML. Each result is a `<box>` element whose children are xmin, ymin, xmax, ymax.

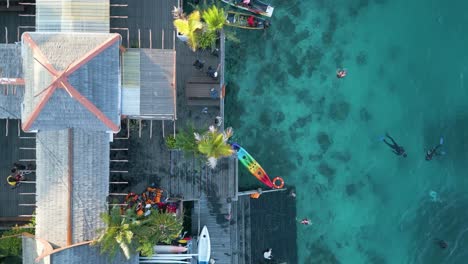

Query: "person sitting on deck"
<box><xmin>7</xmin><ymin>171</ymin><xmax>23</xmax><ymax>189</ymax></box>
<box><xmin>207</xmin><ymin>66</ymin><xmax>218</xmax><ymax>79</ymax></box>
<box><xmin>247</xmin><ymin>16</ymin><xmax>256</xmax><ymax>27</ymax></box>
<box><xmin>193</xmin><ymin>59</ymin><xmax>204</xmax><ymax>70</ymax></box>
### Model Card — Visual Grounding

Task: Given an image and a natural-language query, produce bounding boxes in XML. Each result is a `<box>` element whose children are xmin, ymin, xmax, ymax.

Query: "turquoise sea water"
<box><xmin>225</xmin><ymin>0</ymin><xmax>468</xmax><ymax>263</ymax></box>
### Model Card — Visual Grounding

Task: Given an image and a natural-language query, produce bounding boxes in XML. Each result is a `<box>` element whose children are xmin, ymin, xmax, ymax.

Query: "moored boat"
<box><xmin>225</xmin><ymin>11</ymin><xmax>270</xmax><ymax>30</ymax></box>
<box><xmin>197</xmin><ymin>226</ymin><xmax>211</xmax><ymax>264</ymax></box>
<box><xmin>220</xmin><ymin>0</ymin><xmax>274</xmax><ymax>17</ymax></box>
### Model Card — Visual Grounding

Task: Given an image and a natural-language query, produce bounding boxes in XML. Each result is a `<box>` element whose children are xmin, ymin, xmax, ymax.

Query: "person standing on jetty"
<box><xmin>380</xmin><ymin>133</ymin><xmax>407</xmax><ymax>157</ymax></box>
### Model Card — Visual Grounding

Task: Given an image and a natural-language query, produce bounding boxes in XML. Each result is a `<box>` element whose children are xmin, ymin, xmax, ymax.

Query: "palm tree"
<box><xmin>133</xmin><ymin>212</ymin><xmax>183</xmax><ymax>257</ymax></box>
<box><xmin>195</xmin><ymin>126</ymin><xmax>234</xmax><ymax>168</ymax></box>
<box><xmin>202</xmin><ymin>5</ymin><xmax>226</xmax><ymax>32</ymax></box>
<box><xmin>94</xmin><ymin>207</ymin><xmax>137</xmax><ymax>259</ymax></box>
<box><xmin>173</xmin><ymin>10</ymin><xmax>203</xmax><ymax>51</ymax></box>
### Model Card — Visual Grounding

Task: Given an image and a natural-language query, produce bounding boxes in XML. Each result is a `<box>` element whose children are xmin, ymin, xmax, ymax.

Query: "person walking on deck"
<box><xmin>380</xmin><ymin>133</ymin><xmax>407</xmax><ymax>157</ymax></box>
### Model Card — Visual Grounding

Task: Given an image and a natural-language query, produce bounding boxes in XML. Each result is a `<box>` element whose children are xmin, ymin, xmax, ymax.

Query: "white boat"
<box><xmin>197</xmin><ymin>226</ymin><xmax>211</xmax><ymax>264</ymax></box>
<box><xmin>154</xmin><ymin>245</ymin><xmax>188</xmax><ymax>254</ymax></box>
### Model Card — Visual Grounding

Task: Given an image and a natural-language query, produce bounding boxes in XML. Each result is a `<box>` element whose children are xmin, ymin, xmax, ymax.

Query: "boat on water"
<box><xmin>197</xmin><ymin>226</ymin><xmax>211</xmax><ymax>264</ymax></box>
<box><xmin>220</xmin><ymin>0</ymin><xmax>274</xmax><ymax>17</ymax></box>
<box><xmin>225</xmin><ymin>11</ymin><xmax>271</xmax><ymax>30</ymax></box>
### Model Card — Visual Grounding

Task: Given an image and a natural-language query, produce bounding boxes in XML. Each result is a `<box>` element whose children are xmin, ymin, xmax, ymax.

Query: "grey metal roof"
<box><xmin>36</xmin><ymin>0</ymin><xmax>110</xmax><ymax>33</ymax></box>
<box><xmin>0</xmin><ymin>87</ymin><xmax>23</xmax><ymax>119</ymax></box>
<box><xmin>140</xmin><ymin>49</ymin><xmax>176</xmax><ymax>119</ymax></box>
<box><xmin>22</xmin><ymin>237</ymin><xmax>138</xmax><ymax>264</ymax></box>
<box><xmin>121</xmin><ymin>48</ymin><xmax>176</xmax><ymax>119</ymax></box>
<box><xmin>0</xmin><ymin>43</ymin><xmax>22</xmax><ymax>78</ymax></box>
<box><xmin>0</xmin><ymin>43</ymin><xmax>24</xmax><ymax>119</ymax></box>
<box><xmin>51</xmin><ymin>244</ymin><xmax>138</xmax><ymax>264</ymax></box>
<box><xmin>21</xmin><ymin>32</ymin><xmax>120</xmax><ymax>131</ymax></box>
<box><xmin>35</xmin><ymin>128</ymin><xmax>109</xmax><ymax>247</ymax></box>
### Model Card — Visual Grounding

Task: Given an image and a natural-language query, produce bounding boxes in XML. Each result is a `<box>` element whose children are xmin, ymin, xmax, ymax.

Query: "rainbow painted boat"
<box><xmin>231</xmin><ymin>143</ymin><xmax>278</xmax><ymax>188</ymax></box>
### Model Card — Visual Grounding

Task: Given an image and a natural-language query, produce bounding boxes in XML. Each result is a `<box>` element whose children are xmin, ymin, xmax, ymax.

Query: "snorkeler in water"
<box><xmin>381</xmin><ymin>133</ymin><xmax>407</xmax><ymax>157</ymax></box>
<box><xmin>426</xmin><ymin>137</ymin><xmax>445</xmax><ymax>161</ymax></box>
<box><xmin>434</xmin><ymin>238</ymin><xmax>448</xmax><ymax>249</ymax></box>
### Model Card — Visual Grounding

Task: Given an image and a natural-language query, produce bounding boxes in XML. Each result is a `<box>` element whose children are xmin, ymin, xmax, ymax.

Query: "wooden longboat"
<box><xmin>225</xmin><ymin>11</ymin><xmax>270</xmax><ymax>30</ymax></box>
<box><xmin>220</xmin><ymin>0</ymin><xmax>274</xmax><ymax>17</ymax></box>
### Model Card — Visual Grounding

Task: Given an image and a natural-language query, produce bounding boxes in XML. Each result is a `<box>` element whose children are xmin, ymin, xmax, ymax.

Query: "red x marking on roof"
<box><xmin>22</xmin><ymin>33</ymin><xmax>120</xmax><ymax>132</ymax></box>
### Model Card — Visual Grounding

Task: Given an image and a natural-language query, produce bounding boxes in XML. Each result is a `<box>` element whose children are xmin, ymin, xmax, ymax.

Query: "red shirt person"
<box><xmin>247</xmin><ymin>16</ymin><xmax>255</xmax><ymax>27</ymax></box>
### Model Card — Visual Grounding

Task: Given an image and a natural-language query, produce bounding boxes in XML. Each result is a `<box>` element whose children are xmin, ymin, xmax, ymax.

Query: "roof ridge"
<box><xmin>22</xmin><ymin>33</ymin><xmax>120</xmax><ymax>132</ymax></box>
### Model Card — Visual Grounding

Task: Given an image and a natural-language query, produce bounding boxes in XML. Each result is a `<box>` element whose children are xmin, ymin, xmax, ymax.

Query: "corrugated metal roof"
<box><xmin>121</xmin><ymin>87</ymin><xmax>140</xmax><ymax>116</ymax></box>
<box><xmin>35</xmin><ymin>129</ymin><xmax>109</xmax><ymax>247</ymax></box>
<box><xmin>122</xmin><ymin>49</ymin><xmax>140</xmax><ymax>88</ymax></box>
<box><xmin>51</xmin><ymin>244</ymin><xmax>138</xmax><ymax>264</ymax></box>
<box><xmin>21</xmin><ymin>32</ymin><xmax>120</xmax><ymax>131</ymax></box>
<box><xmin>0</xmin><ymin>43</ymin><xmax>23</xmax><ymax>78</ymax></box>
<box><xmin>0</xmin><ymin>44</ymin><xmax>24</xmax><ymax>119</ymax></box>
<box><xmin>139</xmin><ymin>49</ymin><xmax>175</xmax><ymax>118</ymax></box>
<box><xmin>36</xmin><ymin>0</ymin><xmax>110</xmax><ymax>33</ymax></box>
<box><xmin>120</xmin><ymin>48</ymin><xmax>176</xmax><ymax>119</ymax></box>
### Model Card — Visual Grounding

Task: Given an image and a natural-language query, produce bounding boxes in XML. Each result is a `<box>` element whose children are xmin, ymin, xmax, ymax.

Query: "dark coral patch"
<box><xmin>317</xmin><ymin>132</ymin><xmax>332</xmax><ymax>153</ymax></box>
<box><xmin>291</xmin><ymin>115</ymin><xmax>313</xmax><ymax>129</ymax></box>
<box><xmin>305</xmin><ymin>241</ymin><xmax>340</xmax><ymax>263</ymax></box>
<box><xmin>329</xmin><ymin>101</ymin><xmax>350</xmax><ymax>121</ymax></box>
<box><xmin>274</xmin><ymin>111</ymin><xmax>285</xmax><ymax>123</ymax></box>
<box><xmin>259</xmin><ymin>111</ymin><xmax>272</xmax><ymax>127</ymax></box>
<box><xmin>309</xmin><ymin>154</ymin><xmax>323</xmax><ymax>161</ymax></box>
<box><xmin>276</xmin><ymin>15</ymin><xmax>295</xmax><ymax>34</ymax></box>
<box><xmin>331</xmin><ymin>151</ymin><xmax>351</xmax><ymax>162</ymax></box>
<box><xmin>346</xmin><ymin>183</ymin><xmax>357</xmax><ymax>196</ymax></box>
<box><xmin>295</xmin><ymin>89</ymin><xmax>314</xmax><ymax>105</ymax></box>
<box><xmin>291</xmin><ymin>30</ymin><xmax>310</xmax><ymax>44</ymax></box>
<box><xmin>318</xmin><ymin>162</ymin><xmax>335</xmax><ymax>183</ymax></box>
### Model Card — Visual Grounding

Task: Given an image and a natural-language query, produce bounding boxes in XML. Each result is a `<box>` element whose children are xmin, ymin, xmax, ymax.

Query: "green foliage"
<box><xmin>95</xmin><ymin>207</ymin><xmax>136</xmax><ymax>260</ymax></box>
<box><xmin>202</xmin><ymin>5</ymin><xmax>226</xmax><ymax>32</ymax></box>
<box><xmin>195</xmin><ymin>126</ymin><xmax>234</xmax><ymax>168</ymax></box>
<box><xmin>0</xmin><ymin>219</ymin><xmax>35</xmax><ymax>263</ymax></box>
<box><xmin>173</xmin><ymin>125</ymin><xmax>203</xmax><ymax>156</ymax></box>
<box><xmin>165</xmin><ymin>135</ymin><xmax>177</xmax><ymax>149</ymax></box>
<box><xmin>133</xmin><ymin>212</ymin><xmax>183</xmax><ymax>257</ymax></box>
<box><xmin>174</xmin><ymin>10</ymin><xmax>203</xmax><ymax>51</ymax></box>
<box><xmin>95</xmin><ymin>207</ymin><xmax>183</xmax><ymax>259</ymax></box>
<box><xmin>197</xmin><ymin>30</ymin><xmax>217</xmax><ymax>50</ymax></box>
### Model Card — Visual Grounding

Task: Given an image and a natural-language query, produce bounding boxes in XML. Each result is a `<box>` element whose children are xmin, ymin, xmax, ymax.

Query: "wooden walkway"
<box><xmin>249</xmin><ymin>190</ymin><xmax>298</xmax><ymax>263</ymax></box>
<box><xmin>167</xmin><ymin>151</ymin><xmax>237</xmax><ymax>201</ymax></box>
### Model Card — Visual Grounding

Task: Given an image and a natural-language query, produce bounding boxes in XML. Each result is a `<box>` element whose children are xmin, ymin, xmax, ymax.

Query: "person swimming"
<box><xmin>300</xmin><ymin>218</ymin><xmax>312</xmax><ymax>225</ymax></box>
<box><xmin>434</xmin><ymin>238</ymin><xmax>448</xmax><ymax>249</ymax></box>
<box><xmin>381</xmin><ymin>133</ymin><xmax>407</xmax><ymax>157</ymax></box>
<box><xmin>336</xmin><ymin>69</ymin><xmax>347</xmax><ymax>78</ymax></box>
<box><xmin>426</xmin><ymin>137</ymin><xmax>444</xmax><ymax>161</ymax></box>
